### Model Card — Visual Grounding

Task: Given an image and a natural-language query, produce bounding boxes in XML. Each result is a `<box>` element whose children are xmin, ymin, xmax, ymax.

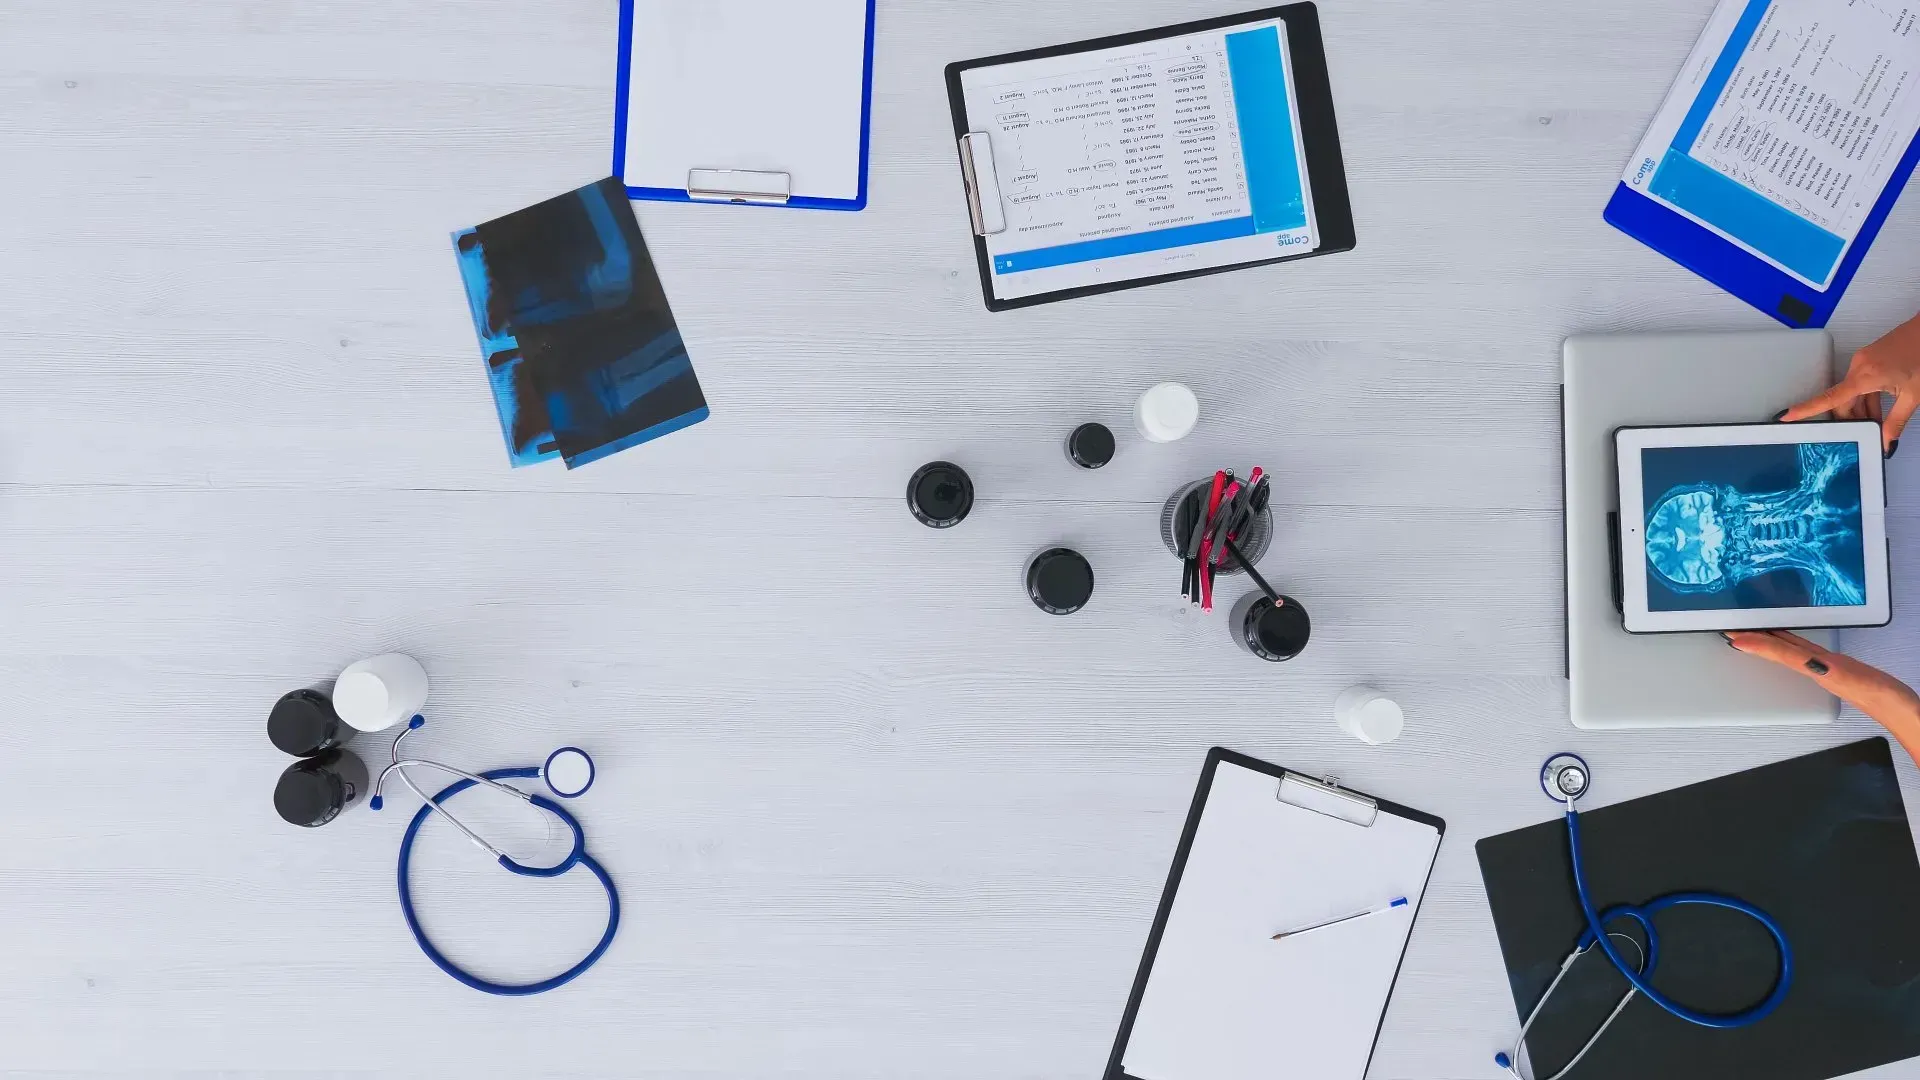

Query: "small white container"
<box><xmin>332</xmin><ymin>653</ymin><xmax>430</xmax><ymax>733</ymax></box>
<box><xmin>1335</xmin><ymin>686</ymin><xmax>1404</xmax><ymax>746</ymax></box>
<box><xmin>1134</xmin><ymin>383</ymin><xmax>1199</xmax><ymax>443</ymax></box>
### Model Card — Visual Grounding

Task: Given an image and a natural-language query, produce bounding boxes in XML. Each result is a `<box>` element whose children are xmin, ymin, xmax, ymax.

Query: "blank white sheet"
<box><xmin>1121</xmin><ymin>762</ymin><xmax>1441</xmax><ymax>1080</ymax></box>
<box><xmin>622</xmin><ymin>0</ymin><xmax>870</xmax><ymax>202</ymax></box>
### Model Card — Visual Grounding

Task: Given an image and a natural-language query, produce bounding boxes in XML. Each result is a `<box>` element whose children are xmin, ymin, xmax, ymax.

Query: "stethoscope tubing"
<box><xmin>396</xmin><ymin>766</ymin><xmax>620</xmax><ymax>996</ymax></box>
<box><xmin>1503</xmin><ymin>757</ymin><xmax>1795</xmax><ymax>1079</ymax></box>
<box><xmin>1563</xmin><ymin>805</ymin><xmax>1793</xmax><ymax>1028</ymax></box>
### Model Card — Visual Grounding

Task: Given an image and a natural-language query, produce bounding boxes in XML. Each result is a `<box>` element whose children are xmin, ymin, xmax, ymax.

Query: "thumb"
<box><xmin>1884</xmin><ymin>391</ymin><xmax>1919</xmax><ymax>447</ymax></box>
<box><xmin>1779</xmin><ymin>374</ymin><xmax>1872</xmax><ymax>422</ymax></box>
<box><xmin>1725</xmin><ymin>630</ymin><xmax>1826</xmax><ymax>670</ymax></box>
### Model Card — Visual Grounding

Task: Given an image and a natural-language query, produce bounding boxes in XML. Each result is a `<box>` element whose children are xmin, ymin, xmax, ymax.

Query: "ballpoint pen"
<box><xmin>1271</xmin><ymin>897</ymin><xmax>1408</xmax><ymax>940</ymax></box>
<box><xmin>1224</xmin><ymin>534</ymin><xmax>1281</xmax><ymax>604</ymax></box>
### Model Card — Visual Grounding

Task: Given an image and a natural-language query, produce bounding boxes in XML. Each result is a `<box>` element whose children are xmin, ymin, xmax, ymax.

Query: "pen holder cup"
<box><xmin>1160</xmin><ymin>478</ymin><xmax>1273</xmax><ymax>575</ymax></box>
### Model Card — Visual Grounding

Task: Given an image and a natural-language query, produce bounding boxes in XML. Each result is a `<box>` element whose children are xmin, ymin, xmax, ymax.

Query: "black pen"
<box><xmin>1225</xmin><ymin>535</ymin><xmax>1281</xmax><ymax>604</ymax></box>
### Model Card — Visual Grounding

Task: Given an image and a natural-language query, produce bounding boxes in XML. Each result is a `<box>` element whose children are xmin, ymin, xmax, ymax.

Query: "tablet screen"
<box><xmin>1640</xmin><ymin>440</ymin><xmax>1866</xmax><ymax>611</ymax></box>
<box><xmin>959</xmin><ymin>17</ymin><xmax>1319</xmax><ymax>301</ymax></box>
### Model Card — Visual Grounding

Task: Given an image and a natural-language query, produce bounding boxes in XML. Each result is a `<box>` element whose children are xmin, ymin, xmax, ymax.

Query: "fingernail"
<box><xmin>1772</xmin><ymin>409</ymin><xmax>1789</xmax><ymax>421</ymax></box>
<box><xmin>1806</xmin><ymin>658</ymin><xmax>1831</xmax><ymax>676</ymax></box>
<box><xmin>1888</xmin><ymin>439</ymin><xmax>1900</xmax><ymax>459</ymax></box>
<box><xmin>1721</xmin><ymin>632</ymin><xmax>1739</xmax><ymax>648</ymax></box>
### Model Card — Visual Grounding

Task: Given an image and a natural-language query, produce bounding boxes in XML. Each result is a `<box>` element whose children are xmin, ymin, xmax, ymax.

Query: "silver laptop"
<box><xmin>1565</xmin><ymin>329</ymin><xmax>1840</xmax><ymax>728</ymax></box>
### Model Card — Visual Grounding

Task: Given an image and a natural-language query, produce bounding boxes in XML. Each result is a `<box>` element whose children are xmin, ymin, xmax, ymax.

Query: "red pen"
<box><xmin>1200</xmin><ymin>475</ymin><xmax>1240</xmax><ymax>609</ymax></box>
<box><xmin>1195</xmin><ymin>471</ymin><xmax>1228</xmax><ymax>605</ymax></box>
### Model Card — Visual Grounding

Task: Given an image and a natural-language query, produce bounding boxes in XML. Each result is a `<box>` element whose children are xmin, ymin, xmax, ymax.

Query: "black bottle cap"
<box><xmin>268</xmin><ymin>688</ymin><xmax>348</xmax><ymax>757</ymax></box>
<box><xmin>1067</xmin><ymin>423</ymin><xmax>1115</xmax><ymax>469</ymax></box>
<box><xmin>1244</xmin><ymin>596</ymin><xmax>1311</xmax><ymax>661</ymax></box>
<box><xmin>908</xmin><ymin>461</ymin><xmax>974</xmax><ymax>528</ymax></box>
<box><xmin>274</xmin><ymin>756</ymin><xmax>344</xmax><ymax>827</ymax></box>
<box><xmin>1027</xmin><ymin>548</ymin><xmax>1094</xmax><ymax>615</ymax></box>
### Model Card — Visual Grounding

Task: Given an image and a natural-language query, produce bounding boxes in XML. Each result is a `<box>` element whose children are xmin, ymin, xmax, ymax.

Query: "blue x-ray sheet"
<box><xmin>453</xmin><ymin>177</ymin><xmax>708</xmax><ymax>468</ymax></box>
<box><xmin>1619</xmin><ymin>0</ymin><xmax>1920</xmax><ymax>289</ymax></box>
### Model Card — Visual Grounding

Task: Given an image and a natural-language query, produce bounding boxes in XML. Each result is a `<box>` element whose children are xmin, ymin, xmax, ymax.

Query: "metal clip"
<box><xmin>1277</xmin><ymin>772</ymin><xmax>1379</xmax><ymax>827</ymax></box>
<box><xmin>687</xmin><ymin>168</ymin><xmax>791</xmax><ymax>206</ymax></box>
<box><xmin>958</xmin><ymin>133</ymin><xmax>1006</xmax><ymax>236</ymax></box>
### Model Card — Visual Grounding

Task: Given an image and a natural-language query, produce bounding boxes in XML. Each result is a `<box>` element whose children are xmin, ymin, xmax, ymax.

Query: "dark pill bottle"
<box><xmin>908</xmin><ymin>461</ymin><xmax>975</xmax><ymax>528</ymax></box>
<box><xmin>274</xmin><ymin>748</ymin><xmax>370</xmax><ymax>828</ymax></box>
<box><xmin>268</xmin><ymin>688</ymin><xmax>355</xmax><ymax>757</ymax></box>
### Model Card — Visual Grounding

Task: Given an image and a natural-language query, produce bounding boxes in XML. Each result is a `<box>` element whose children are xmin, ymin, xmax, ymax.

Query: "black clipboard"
<box><xmin>1103</xmin><ymin>747</ymin><xmax>1445</xmax><ymax>1080</ymax></box>
<box><xmin>945</xmin><ymin>3</ymin><xmax>1356</xmax><ymax>312</ymax></box>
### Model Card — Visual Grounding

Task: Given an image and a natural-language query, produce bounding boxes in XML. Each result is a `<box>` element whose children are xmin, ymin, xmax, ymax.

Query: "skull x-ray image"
<box><xmin>1641</xmin><ymin>441</ymin><xmax>1866</xmax><ymax>611</ymax></box>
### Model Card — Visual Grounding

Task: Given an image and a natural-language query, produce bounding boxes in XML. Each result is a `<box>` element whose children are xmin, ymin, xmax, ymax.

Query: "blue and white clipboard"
<box><xmin>1606</xmin><ymin>0</ymin><xmax>1920</xmax><ymax>328</ymax></box>
<box><xmin>612</xmin><ymin>0</ymin><xmax>876</xmax><ymax>211</ymax></box>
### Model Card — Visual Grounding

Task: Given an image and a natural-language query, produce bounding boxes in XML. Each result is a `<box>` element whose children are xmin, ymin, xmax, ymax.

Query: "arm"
<box><xmin>1725</xmin><ymin>631</ymin><xmax>1920</xmax><ymax>763</ymax></box>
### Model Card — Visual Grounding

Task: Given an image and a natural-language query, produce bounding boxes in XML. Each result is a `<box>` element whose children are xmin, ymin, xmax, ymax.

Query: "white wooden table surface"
<box><xmin>7</xmin><ymin>0</ymin><xmax>1920</xmax><ymax>1076</ymax></box>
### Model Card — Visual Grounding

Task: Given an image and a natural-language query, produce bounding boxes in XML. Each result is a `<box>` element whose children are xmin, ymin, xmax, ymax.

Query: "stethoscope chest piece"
<box><xmin>544</xmin><ymin>746</ymin><xmax>595</xmax><ymax>799</ymax></box>
<box><xmin>1541</xmin><ymin>752</ymin><xmax>1591</xmax><ymax>804</ymax></box>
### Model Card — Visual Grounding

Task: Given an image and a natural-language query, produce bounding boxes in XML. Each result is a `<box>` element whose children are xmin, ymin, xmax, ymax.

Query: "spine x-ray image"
<box><xmin>1642</xmin><ymin>441</ymin><xmax>1866</xmax><ymax>611</ymax></box>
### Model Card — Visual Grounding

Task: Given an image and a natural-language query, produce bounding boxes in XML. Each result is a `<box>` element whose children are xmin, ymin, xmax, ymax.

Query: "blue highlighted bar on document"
<box><xmin>994</xmin><ymin>217</ymin><xmax>1256</xmax><ymax>275</ymax></box>
<box><xmin>1226</xmin><ymin>25</ymin><xmax>1308</xmax><ymax>234</ymax></box>
<box><xmin>1648</xmin><ymin>151</ymin><xmax>1845</xmax><ymax>283</ymax></box>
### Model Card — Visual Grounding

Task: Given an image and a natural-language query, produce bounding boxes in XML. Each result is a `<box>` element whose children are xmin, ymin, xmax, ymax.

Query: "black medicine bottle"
<box><xmin>268</xmin><ymin>688</ymin><xmax>355</xmax><ymax>757</ymax></box>
<box><xmin>274</xmin><ymin>749</ymin><xmax>370</xmax><ymax>828</ymax></box>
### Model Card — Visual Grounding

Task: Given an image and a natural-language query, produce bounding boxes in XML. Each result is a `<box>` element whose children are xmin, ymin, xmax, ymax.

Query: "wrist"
<box><xmin>1870</xmin><ymin>687</ymin><xmax>1920</xmax><ymax>734</ymax></box>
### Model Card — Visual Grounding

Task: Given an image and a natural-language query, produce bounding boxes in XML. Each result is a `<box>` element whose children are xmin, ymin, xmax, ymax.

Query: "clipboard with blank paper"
<box><xmin>1105</xmin><ymin>749</ymin><xmax>1444</xmax><ymax>1080</ymax></box>
<box><xmin>613</xmin><ymin>0</ymin><xmax>876</xmax><ymax>210</ymax></box>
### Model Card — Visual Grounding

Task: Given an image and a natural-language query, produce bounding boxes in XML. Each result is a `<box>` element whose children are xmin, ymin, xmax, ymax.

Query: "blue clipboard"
<box><xmin>610</xmin><ymin>0</ymin><xmax>876</xmax><ymax>212</ymax></box>
<box><xmin>1605</xmin><ymin>0</ymin><xmax>1920</xmax><ymax>328</ymax></box>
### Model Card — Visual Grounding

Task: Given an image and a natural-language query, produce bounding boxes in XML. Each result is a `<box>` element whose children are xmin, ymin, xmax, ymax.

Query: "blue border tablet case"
<box><xmin>610</xmin><ymin>0</ymin><xmax>877</xmax><ymax>211</ymax></box>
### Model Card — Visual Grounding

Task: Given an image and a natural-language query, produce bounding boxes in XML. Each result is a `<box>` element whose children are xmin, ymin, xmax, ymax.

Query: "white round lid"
<box><xmin>331</xmin><ymin>670</ymin><xmax>395</xmax><ymax>732</ymax></box>
<box><xmin>1352</xmin><ymin>698</ymin><xmax>1405</xmax><ymax>745</ymax></box>
<box><xmin>1140</xmin><ymin>383</ymin><xmax>1199</xmax><ymax>441</ymax></box>
<box><xmin>544</xmin><ymin>747</ymin><xmax>595</xmax><ymax>798</ymax></box>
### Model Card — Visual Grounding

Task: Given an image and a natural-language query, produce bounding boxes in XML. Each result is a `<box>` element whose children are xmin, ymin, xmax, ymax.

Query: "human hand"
<box><xmin>1724</xmin><ymin>631</ymin><xmax>1920</xmax><ymax>751</ymax></box>
<box><xmin>1779</xmin><ymin>313</ymin><xmax>1920</xmax><ymax>454</ymax></box>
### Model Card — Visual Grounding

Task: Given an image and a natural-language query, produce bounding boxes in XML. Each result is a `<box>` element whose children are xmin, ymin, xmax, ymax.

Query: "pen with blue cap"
<box><xmin>1271</xmin><ymin>897</ymin><xmax>1408</xmax><ymax>940</ymax></box>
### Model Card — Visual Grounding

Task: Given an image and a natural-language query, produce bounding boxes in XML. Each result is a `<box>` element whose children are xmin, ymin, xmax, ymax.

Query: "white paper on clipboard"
<box><xmin>621</xmin><ymin>0</ymin><xmax>869</xmax><ymax>202</ymax></box>
<box><xmin>1120</xmin><ymin>760</ymin><xmax>1441</xmax><ymax>1080</ymax></box>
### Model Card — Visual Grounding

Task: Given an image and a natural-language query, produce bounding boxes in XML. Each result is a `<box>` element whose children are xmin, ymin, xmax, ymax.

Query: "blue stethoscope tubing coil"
<box><xmin>374</xmin><ymin>718</ymin><xmax>620</xmax><ymax>996</ymax></box>
<box><xmin>1496</xmin><ymin>753</ymin><xmax>1793</xmax><ymax>1080</ymax></box>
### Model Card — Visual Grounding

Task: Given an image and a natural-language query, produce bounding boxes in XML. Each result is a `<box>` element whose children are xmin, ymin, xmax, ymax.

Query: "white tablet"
<box><xmin>1615</xmin><ymin>421</ymin><xmax>1890</xmax><ymax>634</ymax></box>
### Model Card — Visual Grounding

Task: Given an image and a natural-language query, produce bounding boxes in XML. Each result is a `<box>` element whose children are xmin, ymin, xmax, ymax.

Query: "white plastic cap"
<box><xmin>1335</xmin><ymin>686</ymin><xmax>1405</xmax><ymax>746</ymax></box>
<box><xmin>332</xmin><ymin>670</ymin><xmax>391</xmax><ymax>732</ymax></box>
<box><xmin>1134</xmin><ymin>383</ymin><xmax>1199</xmax><ymax>443</ymax></box>
<box><xmin>331</xmin><ymin>653</ymin><xmax>430</xmax><ymax>733</ymax></box>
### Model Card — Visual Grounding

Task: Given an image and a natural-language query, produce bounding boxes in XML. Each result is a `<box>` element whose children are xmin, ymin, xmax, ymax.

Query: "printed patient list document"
<box><xmin>1623</xmin><ymin>0</ymin><xmax>1920</xmax><ymax>289</ymax></box>
<box><xmin>959</xmin><ymin>19</ymin><xmax>1319</xmax><ymax>300</ymax></box>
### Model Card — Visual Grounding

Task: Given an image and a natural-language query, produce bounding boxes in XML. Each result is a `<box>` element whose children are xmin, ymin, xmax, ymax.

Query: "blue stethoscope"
<box><xmin>370</xmin><ymin>716</ymin><xmax>619</xmax><ymax>996</ymax></box>
<box><xmin>1494</xmin><ymin>754</ymin><xmax>1793</xmax><ymax>1080</ymax></box>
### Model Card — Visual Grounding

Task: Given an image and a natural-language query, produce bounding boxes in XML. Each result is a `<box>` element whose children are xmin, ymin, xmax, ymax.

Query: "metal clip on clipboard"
<box><xmin>957</xmin><ymin>133</ymin><xmax>1006</xmax><ymax>236</ymax></box>
<box><xmin>687</xmin><ymin>169</ymin><xmax>792</xmax><ymax>206</ymax></box>
<box><xmin>1277</xmin><ymin>772</ymin><xmax>1379</xmax><ymax>828</ymax></box>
